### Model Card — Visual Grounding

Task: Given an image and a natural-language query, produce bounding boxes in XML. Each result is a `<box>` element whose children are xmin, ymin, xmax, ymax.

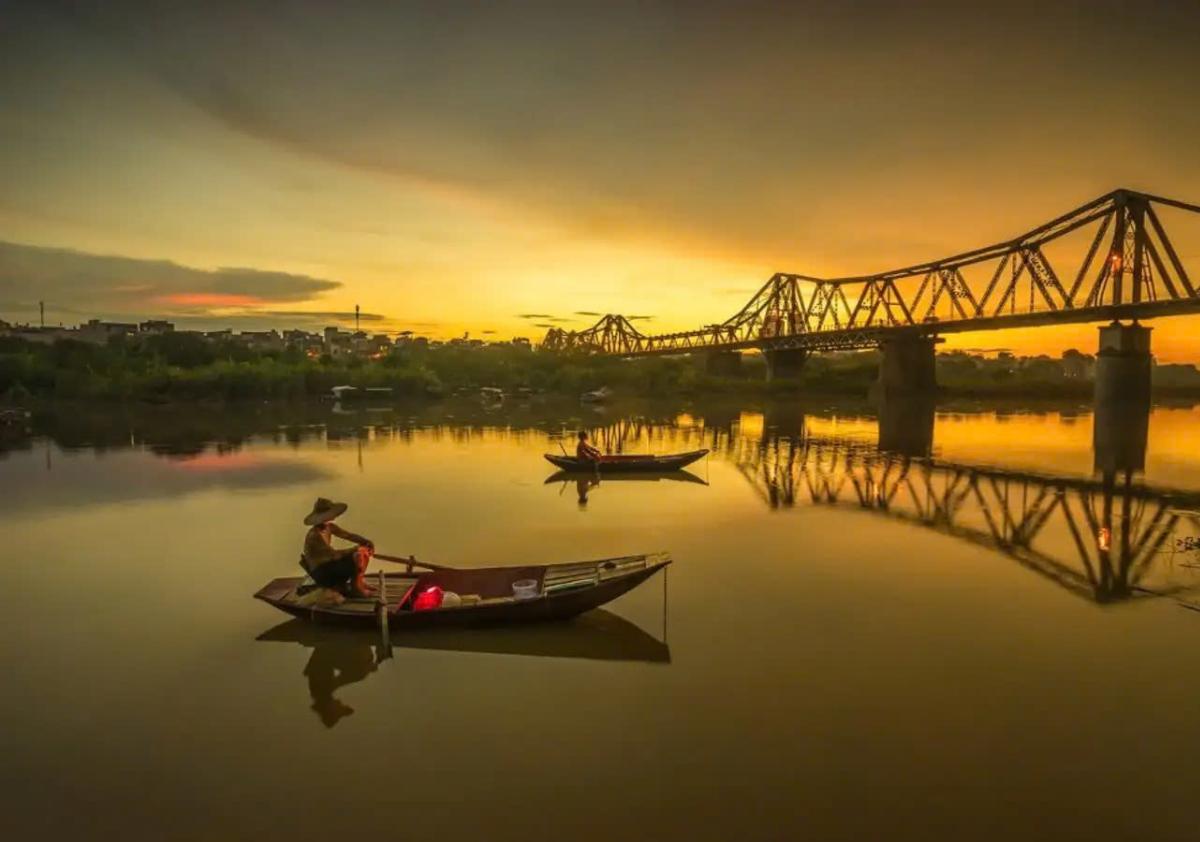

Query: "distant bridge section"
<box><xmin>542</xmin><ymin>189</ymin><xmax>1200</xmax><ymax>357</ymax></box>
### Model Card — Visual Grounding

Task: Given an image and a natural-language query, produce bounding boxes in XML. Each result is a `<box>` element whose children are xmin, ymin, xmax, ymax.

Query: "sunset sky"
<box><xmin>3</xmin><ymin>1</ymin><xmax>1200</xmax><ymax>358</ymax></box>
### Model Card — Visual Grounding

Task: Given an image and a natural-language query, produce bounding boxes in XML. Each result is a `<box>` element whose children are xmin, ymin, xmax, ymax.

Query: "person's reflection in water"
<box><xmin>303</xmin><ymin>637</ymin><xmax>378</xmax><ymax>728</ymax></box>
<box><xmin>576</xmin><ymin>475</ymin><xmax>600</xmax><ymax>508</ymax></box>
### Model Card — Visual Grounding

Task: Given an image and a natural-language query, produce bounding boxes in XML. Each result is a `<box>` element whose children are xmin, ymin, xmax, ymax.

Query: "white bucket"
<box><xmin>512</xmin><ymin>579</ymin><xmax>539</xmax><ymax>600</ymax></box>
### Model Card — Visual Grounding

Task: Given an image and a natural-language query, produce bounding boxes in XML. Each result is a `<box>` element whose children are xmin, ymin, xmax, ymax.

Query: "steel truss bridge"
<box><xmin>542</xmin><ymin>189</ymin><xmax>1200</xmax><ymax>356</ymax></box>
<box><xmin>568</xmin><ymin>419</ymin><xmax>1200</xmax><ymax>607</ymax></box>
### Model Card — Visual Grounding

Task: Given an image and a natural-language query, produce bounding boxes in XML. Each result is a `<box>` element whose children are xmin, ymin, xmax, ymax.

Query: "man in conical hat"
<box><xmin>302</xmin><ymin>498</ymin><xmax>375</xmax><ymax>603</ymax></box>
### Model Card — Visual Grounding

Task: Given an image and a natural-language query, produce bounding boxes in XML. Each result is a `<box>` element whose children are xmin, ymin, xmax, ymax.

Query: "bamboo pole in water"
<box><xmin>377</xmin><ymin>568</ymin><xmax>391</xmax><ymax>659</ymax></box>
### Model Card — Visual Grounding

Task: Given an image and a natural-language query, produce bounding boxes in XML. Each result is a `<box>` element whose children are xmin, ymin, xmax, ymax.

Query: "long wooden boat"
<box><xmin>543</xmin><ymin>449</ymin><xmax>708</xmax><ymax>472</ymax></box>
<box><xmin>254</xmin><ymin>552</ymin><xmax>670</xmax><ymax>629</ymax></box>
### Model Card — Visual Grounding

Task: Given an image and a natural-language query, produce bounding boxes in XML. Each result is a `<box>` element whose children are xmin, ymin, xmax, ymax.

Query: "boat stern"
<box><xmin>254</xmin><ymin>577</ymin><xmax>301</xmax><ymax>605</ymax></box>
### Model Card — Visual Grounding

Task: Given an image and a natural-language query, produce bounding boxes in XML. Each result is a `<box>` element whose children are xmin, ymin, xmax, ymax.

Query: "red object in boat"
<box><xmin>412</xmin><ymin>586</ymin><xmax>444</xmax><ymax>611</ymax></box>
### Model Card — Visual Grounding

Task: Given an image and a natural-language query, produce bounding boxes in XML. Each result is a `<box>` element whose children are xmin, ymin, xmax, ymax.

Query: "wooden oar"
<box><xmin>373</xmin><ymin>552</ymin><xmax>456</xmax><ymax>572</ymax></box>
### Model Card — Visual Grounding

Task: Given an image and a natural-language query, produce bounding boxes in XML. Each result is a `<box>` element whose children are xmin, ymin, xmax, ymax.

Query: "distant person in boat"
<box><xmin>302</xmin><ymin>498</ymin><xmax>375</xmax><ymax>602</ymax></box>
<box><xmin>576</xmin><ymin>430</ymin><xmax>603</xmax><ymax>463</ymax></box>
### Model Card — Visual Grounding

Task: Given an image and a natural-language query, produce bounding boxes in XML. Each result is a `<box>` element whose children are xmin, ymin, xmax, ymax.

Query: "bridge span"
<box><xmin>542</xmin><ymin>189</ymin><xmax>1200</xmax><ymax>392</ymax></box>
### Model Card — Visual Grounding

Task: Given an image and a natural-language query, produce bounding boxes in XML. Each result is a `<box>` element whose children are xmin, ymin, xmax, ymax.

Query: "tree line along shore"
<box><xmin>3</xmin><ymin>331</ymin><xmax>1200</xmax><ymax>403</ymax></box>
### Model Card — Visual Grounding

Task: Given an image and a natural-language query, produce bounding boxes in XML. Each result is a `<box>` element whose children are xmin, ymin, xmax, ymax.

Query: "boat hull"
<box><xmin>543</xmin><ymin>449</ymin><xmax>707</xmax><ymax>472</ymax></box>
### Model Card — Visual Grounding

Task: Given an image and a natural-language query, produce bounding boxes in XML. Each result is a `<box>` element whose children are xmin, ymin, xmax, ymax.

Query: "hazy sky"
<box><xmin>3</xmin><ymin>1</ymin><xmax>1200</xmax><ymax>356</ymax></box>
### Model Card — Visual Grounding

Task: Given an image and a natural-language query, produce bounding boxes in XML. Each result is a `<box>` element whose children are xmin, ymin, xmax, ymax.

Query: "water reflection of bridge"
<box><xmin>580</xmin><ymin>413</ymin><xmax>1200</xmax><ymax>606</ymax></box>
<box><xmin>734</xmin><ymin>437</ymin><xmax>1200</xmax><ymax>604</ymax></box>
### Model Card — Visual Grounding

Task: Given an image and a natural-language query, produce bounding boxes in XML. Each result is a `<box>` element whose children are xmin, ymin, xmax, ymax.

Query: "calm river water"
<box><xmin>3</xmin><ymin>396</ymin><xmax>1200</xmax><ymax>840</ymax></box>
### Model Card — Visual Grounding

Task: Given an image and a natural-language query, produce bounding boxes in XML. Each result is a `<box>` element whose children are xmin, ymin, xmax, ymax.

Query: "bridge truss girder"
<box><xmin>543</xmin><ymin>189</ymin><xmax>1200</xmax><ymax>356</ymax></box>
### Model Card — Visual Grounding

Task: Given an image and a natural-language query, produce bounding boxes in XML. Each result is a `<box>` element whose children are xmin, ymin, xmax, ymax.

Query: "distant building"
<box><xmin>283</xmin><ymin>329</ymin><xmax>318</xmax><ymax>344</ymax></box>
<box><xmin>139</xmin><ymin>320</ymin><xmax>175</xmax><ymax>334</ymax></box>
<box><xmin>1061</xmin><ymin>349</ymin><xmax>1095</xmax><ymax>379</ymax></box>
<box><xmin>5</xmin><ymin>325</ymin><xmax>74</xmax><ymax>345</ymax></box>
<box><xmin>203</xmin><ymin>329</ymin><xmax>233</xmax><ymax>341</ymax></box>
<box><xmin>237</xmin><ymin>330</ymin><xmax>284</xmax><ymax>351</ymax></box>
<box><xmin>283</xmin><ymin>329</ymin><xmax>323</xmax><ymax>356</ymax></box>
<box><xmin>80</xmin><ymin>319</ymin><xmax>138</xmax><ymax>342</ymax></box>
<box><xmin>323</xmin><ymin>326</ymin><xmax>353</xmax><ymax>356</ymax></box>
<box><xmin>366</xmin><ymin>334</ymin><xmax>392</xmax><ymax>357</ymax></box>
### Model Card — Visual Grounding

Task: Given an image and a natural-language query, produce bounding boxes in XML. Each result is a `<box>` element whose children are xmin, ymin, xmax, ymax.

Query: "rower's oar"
<box><xmin>373</xmin><ymin>552</ymin><xmax>455</xmax><ymax>572</ymax></box>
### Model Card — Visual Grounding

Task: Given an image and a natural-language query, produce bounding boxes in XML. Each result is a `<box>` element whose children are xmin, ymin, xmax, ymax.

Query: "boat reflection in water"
<box><xmin>544</xmin><ymin>468</ymin><xmax>707</xmax><ymax>506</ymax></box>
<box><xmin>257</xmin><ymin>609</ymin><xmax>670</xmax><ymax>728</ymax></box>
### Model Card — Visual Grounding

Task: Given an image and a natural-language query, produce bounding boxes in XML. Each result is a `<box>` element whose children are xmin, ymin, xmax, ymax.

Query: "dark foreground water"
<box><xmin>2</xmin><ymin>396</ymin><xmax>1200</xmax><ymax>841</ymax></box>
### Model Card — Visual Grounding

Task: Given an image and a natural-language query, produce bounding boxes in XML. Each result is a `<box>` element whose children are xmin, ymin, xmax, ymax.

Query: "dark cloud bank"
<box><xmin>0</xmin><ymin>239</ymin><xmax>342</xmax><ymax>321</ymax></box>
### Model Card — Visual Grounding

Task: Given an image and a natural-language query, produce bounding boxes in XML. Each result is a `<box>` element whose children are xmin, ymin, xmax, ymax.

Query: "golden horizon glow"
<box><xmin>3</xmin><ymin>4</ymin><xmax>1200</xmax><ymax>359</ymax></box>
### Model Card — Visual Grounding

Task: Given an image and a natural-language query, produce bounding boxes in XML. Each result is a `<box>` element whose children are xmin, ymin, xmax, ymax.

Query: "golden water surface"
<box><xmin>2</xmin><ymin>396</ymin><xmax>1200</xmax><ymax>841</ymax></box>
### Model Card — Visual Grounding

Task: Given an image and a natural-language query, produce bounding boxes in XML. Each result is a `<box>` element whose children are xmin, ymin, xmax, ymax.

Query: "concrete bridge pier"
<box><xmin>764</xmin><ymin>348</ymin><xmax>807</xmax><ymax>381</ymax></box>
<box><xmin>877</xmin><ymin>336</ymin><xmax>938</xmax><ymax>398</ymax></box>
<box><xmin>703</xmin><ymin>350</ymin><xmax>743</xmax><ymax>377</ymax></box>
<box><xmin>1093</xmin><ymin>322</ymin><xmax>1151</xmax><ymax>474</ymax></box>
<box><xmin>1094</xmin><ymin>322</ymin><xmax>1152</xmax><ymax>406</ymax></box>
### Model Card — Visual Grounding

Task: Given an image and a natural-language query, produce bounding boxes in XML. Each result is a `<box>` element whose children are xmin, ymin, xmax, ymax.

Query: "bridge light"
<box><xmin>1110</xmin><ymin>252</ymin><xmax>1123</xmax><ymax>271</ymax></box>
<box><xmin>1098</xmin><ymin>526</ymin><xmax>1111</xmax><ymax>551</ymax></box>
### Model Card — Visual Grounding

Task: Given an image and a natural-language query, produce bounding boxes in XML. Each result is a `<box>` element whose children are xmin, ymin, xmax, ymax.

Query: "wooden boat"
<box><xmin>254</xmin><ymin>552</ymin><xmax>670</xmax><ymax>629</ymax></box>
<box><xmin>543</xmin><ymin>449</ymin><xmax>708</xmax><ymax>472</ymax></box>
<box><xmin>329</xmin><ymin>385</ymin><xmax>394</xmax><ymax>401</ymax></box>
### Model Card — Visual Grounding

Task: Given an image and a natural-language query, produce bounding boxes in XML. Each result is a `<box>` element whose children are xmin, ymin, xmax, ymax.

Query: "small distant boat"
<box><xmin>254</xmin><ymin>553</ymin><xmax>671</xmax><ymax>629</ymax></box>
<box><xmin>580</xmin><ymin>386</ymin><xmax>612</xmax><ymax>403</ymax></box>
<box><xmin>330</xmin><ymin>385</ymin><xmax>394</xmax><ymax>401</ymax></box>
<box><xmin>480</xmin><ymin>386</ymin><xmax>505</xmax><ymax>403</ymax></box>
<box><xmin>543</xmin><ymin>449</ymin><xmax>709</xmax><ymax>472</ymax></box>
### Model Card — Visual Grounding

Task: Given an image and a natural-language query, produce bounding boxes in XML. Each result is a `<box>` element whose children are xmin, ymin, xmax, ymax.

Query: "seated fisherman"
<box><xmin>576</xmin><ymin>430</ymin><xmax>603</xmax><ymax>462</ymax></box>
<box><xmin>302</xmin><ymin>497</ymin><xmax>375</xmax><ymax>601</ymax></box>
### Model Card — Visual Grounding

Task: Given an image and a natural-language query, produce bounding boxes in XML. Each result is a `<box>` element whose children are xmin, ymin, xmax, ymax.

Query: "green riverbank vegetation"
<box><xmin>3</xmin><ymin>332</ymin><xmax>1200</xmax><ymax>402</ymax></box>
